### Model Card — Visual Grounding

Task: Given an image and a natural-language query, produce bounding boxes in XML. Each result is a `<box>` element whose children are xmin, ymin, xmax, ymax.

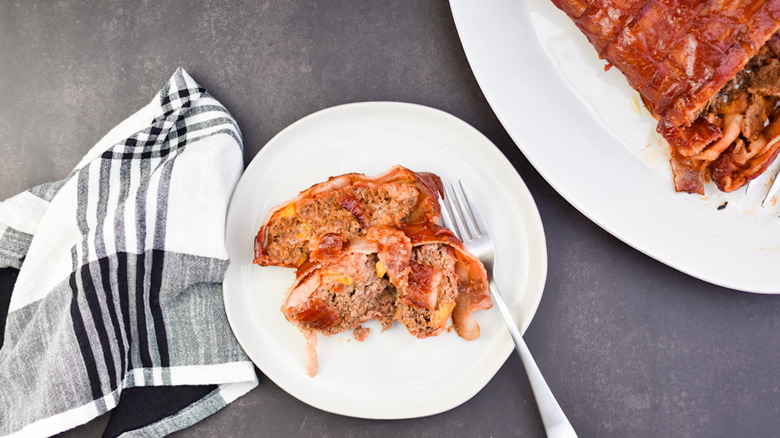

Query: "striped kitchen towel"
<box><xmin>0</xmin><ymin>68</ymin><xmax>258</xmax><ymax>437</ymax></box>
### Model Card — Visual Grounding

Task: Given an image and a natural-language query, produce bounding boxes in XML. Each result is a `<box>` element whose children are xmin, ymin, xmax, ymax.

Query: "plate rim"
<box><xmin>449</xmin><ymin>0</ymin><xmax>780</xmax><ymax>294</ymax></box>
<box><xmin>223</xmin><ymin>101</ymin><xmax>548</xmax><ymax>418</ymax></box>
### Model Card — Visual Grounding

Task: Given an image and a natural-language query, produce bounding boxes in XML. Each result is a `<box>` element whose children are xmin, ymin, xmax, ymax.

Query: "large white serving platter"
<box><xmin>223</xmin><ymin>102</ymin><xmax>548</xmax><ymax>418</ymax></box>
<box><xmin>450</xmin><ymin>0</ymin><xmax>780</xmax><ymax>293</ymax></box>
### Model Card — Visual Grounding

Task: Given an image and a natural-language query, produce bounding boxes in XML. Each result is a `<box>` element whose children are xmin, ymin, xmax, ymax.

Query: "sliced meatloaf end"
<box><xmin>399</xmin><ymin>222</ymin><xmax>492</xmax><ymax>340</ymax></box>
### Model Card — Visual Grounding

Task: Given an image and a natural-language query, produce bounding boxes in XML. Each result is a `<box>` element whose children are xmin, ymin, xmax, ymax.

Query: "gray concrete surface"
<box><xmin>2</xmin><ymin>1</ymin><xmax>779</xmax><ymax>437</ymax></box>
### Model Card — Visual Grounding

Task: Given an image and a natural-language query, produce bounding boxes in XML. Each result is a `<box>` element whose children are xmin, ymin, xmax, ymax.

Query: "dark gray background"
<box><xmin>2</xmin><ymin>1</ymin><xmax>778</xmax><ymax>437</ymax></box>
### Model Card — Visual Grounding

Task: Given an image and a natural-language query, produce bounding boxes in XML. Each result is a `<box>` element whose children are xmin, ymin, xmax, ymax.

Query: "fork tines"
<box><xmin>441</xmin><ymin>180</ymin><xmax>485</xmax><ymax>241</ymax></box>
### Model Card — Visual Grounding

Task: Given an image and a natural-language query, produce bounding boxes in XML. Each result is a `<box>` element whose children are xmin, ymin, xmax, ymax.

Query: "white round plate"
<box><xmin>223</xmin><ymin>102</ymin><xmax>547</xmax><ymax>419</ymax></box>
<box><xmin>450</xmin><ymin>0</ymin><xmax>780</xmax><ymax>293</ymax></box>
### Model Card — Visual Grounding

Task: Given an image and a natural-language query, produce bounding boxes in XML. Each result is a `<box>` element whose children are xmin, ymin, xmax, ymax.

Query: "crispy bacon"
<box><xmin>339</xmin><ymin>193</ymin><xmax>369</xmax><ymax>229</ymax></box>
<box><xmin>291</xmin><ymin>297</ymin><xmax>342</xmax><ymax>330</ymax></box>
<box><xmin>309</xmin><ymin>233</ymin><xmax>347</xmax><ymax>262</ymax></box>
<box><xmin>552</xmin><ymin>0</ymin><xmax>780</xmax><ymax>193</ymax></box>
<box><xmin>403</xmin><ymin>261</ymin><xmax>442</xmax><ymax>310</ymax></box>
<box><xmin>659</xmin><ymin>116</ymin><xmax>722</xmax><ymax>158</ymax></box>
<box><xmin>670</xmin><ymin>156</ymin><xmax>705</xmax><ymax>195</ymax></box>
<box><xmin>366</xmin><ymin>226</ymin><xmax>412</xmax><ymax>287</ymax></box>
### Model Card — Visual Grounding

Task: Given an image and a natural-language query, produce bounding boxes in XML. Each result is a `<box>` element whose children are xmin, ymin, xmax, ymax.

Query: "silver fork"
<box><xmin>441</xmin><ymin>180</ymin><xmax>577</xmax><ymax>438</ymax></box>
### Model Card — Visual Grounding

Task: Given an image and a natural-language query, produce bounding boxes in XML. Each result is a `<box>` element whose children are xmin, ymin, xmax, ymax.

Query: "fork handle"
<box><xmin>489</xmin><ymin>282</ymin><xmax>578</xmax><ymax>438</ymax></box>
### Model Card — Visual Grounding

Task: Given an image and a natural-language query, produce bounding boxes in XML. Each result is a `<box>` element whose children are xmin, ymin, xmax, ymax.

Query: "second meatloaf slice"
<box><xmin>281</xmin><ymin>223</ymin><xmax>491</xmax><ymax>376</ymax></box>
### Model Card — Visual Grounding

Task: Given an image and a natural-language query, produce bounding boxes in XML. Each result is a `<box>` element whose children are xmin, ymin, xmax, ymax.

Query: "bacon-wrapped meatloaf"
<box><xmin>551</xmin><ymin>0</ymin><xmax>780</xmax><ymax>194</ymax></box>
<box><xmin>253</xmin><ymin>166</ymin><xmax>491</xmax><ymax>376</ymax></box>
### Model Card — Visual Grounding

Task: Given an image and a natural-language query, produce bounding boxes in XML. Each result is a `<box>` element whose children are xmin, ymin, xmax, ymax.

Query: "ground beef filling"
<box><xmin>672</xmin><ymin>33</ymin><xmax>780</xmax><ymax>193</ymax></box>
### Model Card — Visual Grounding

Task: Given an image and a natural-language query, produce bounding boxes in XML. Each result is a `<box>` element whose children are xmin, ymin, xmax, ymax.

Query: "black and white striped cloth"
<box><xmin>0</xmin><ymin>68</ymin><xmax>258</xmax><ymax>437</ymax></box>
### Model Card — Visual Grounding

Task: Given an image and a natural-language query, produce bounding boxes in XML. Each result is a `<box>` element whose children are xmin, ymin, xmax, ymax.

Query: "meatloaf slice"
<box><xmin>282</xmin><ymin>252</ymin><xmax>397</xmax><ymax>337</ymax></box>
<box><xmin>281</xmin><ymin>223</ymin><xmax>491</xmax><ymax>376</ymax></box>
<box><xmin>254</xmin><ymin>165</ymin><xmax>443</xmax><ymax>268</ymax></box>
<box><xmin>282</xmin><ymin>240</ymin><xmax>459</xmax><ymax>339</ymax></box>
